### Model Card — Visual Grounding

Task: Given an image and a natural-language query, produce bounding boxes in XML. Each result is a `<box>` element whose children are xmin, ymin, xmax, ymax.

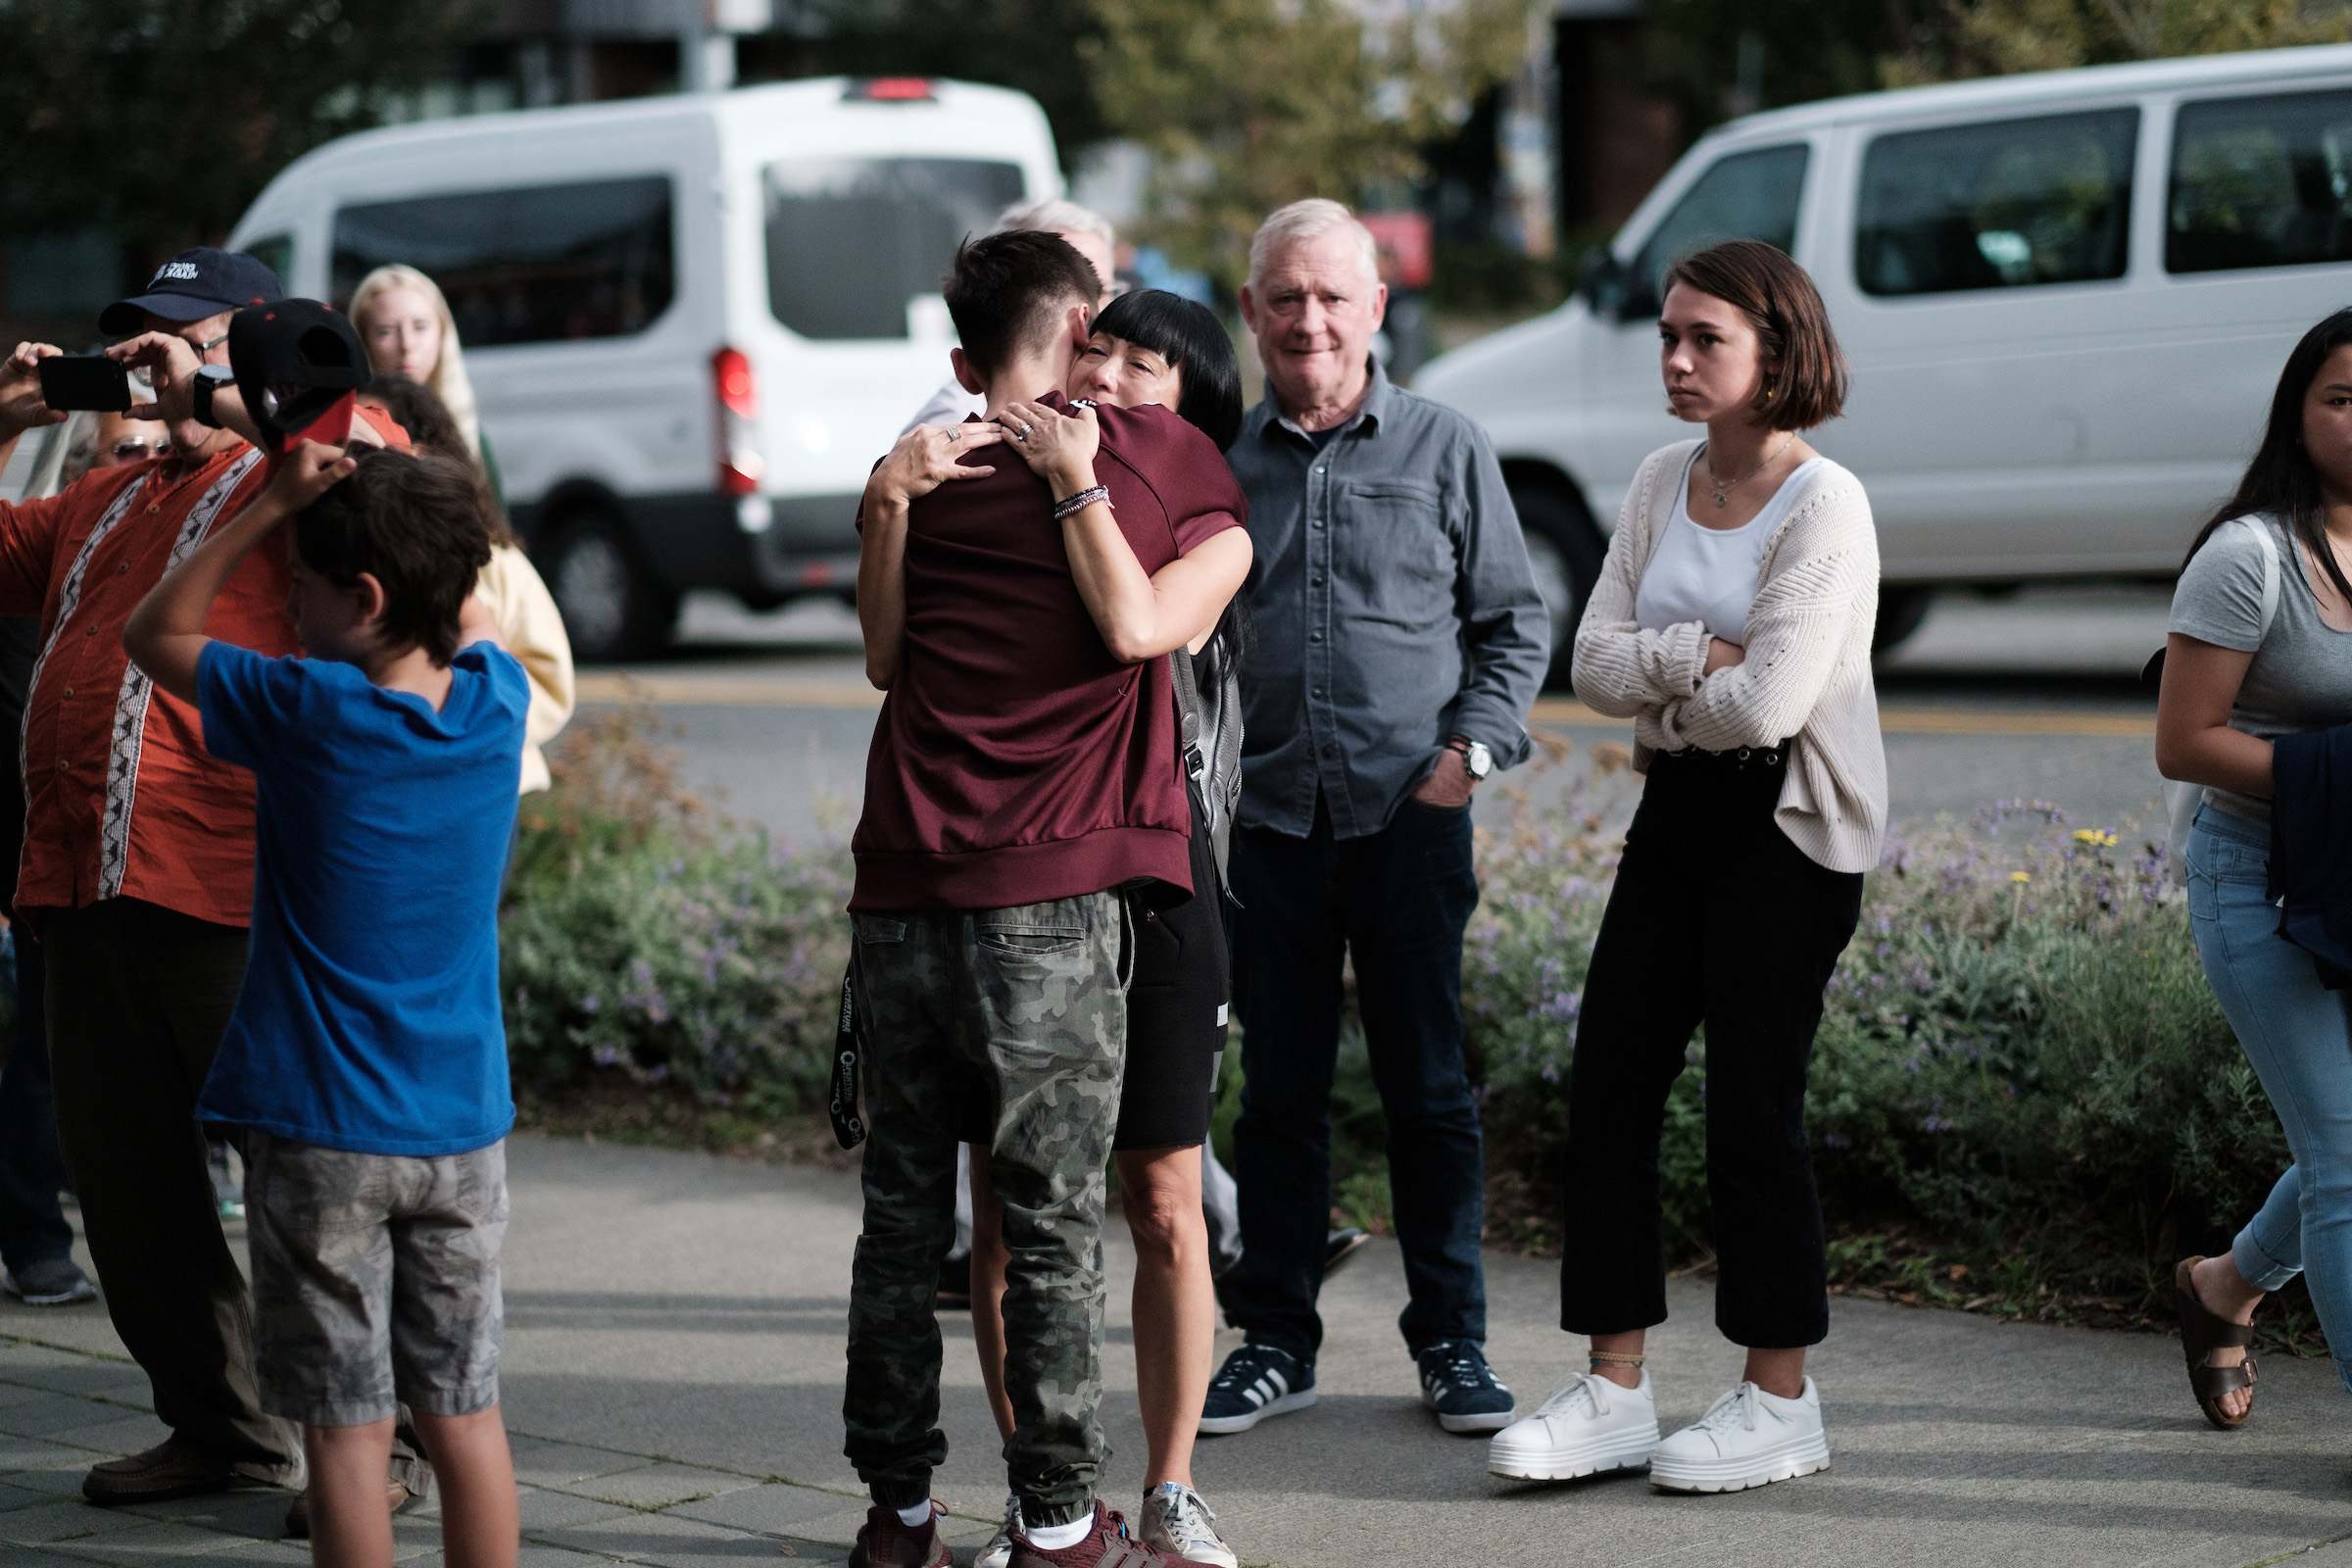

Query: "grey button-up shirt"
<box><xmin>1229</xmin><ymin>359</ymin><xmax>1550</xmax><ymax>840</ymax></box>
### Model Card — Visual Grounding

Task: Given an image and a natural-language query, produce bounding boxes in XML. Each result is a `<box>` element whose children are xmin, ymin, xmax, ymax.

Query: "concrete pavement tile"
<box><xmin>665</xmin><ymin>1484</ymin><xmax>863</xmax><ymax>1535</ymax></box>
<box><xmin>516</xmin><ymin>1485</ymin><xmax>639</xmax><ymax>1532</ymax></box>
<box><xmin>0</xmin><ymin>1394</ymin><xmax>140</xmax><ymax>1439</ymax></box>
<box><xmin>763</xmin><ymin>1506</ymin><xmax>887</xmax><ymax>1552</ymax></box>
<box><xmin>0</xmin><ymin>1361</ymin><xmax>150</xmax><ymax>1401</ymax></box>
<box><xmin>8</xmin><ymin>1553</ymin><xmax>112</xmax><ymax>1568</ymax></box>
<box><xmin>183</xmin><ymin>1543</ymin><xmax>315</xmax><ymax>1568</ymax></box>
<box><xmin>46</xmin><ymin>1414</ymin><xmax>172</xmax><ymax>1456</ymax></box>
<box><xmin>510</xmin><ymin>1439</ymin><xmax>658</xmax><ymax>1490</ymax></box>
<box><xmin>520</xmin><ymin>1547</ymin><xmax>617</xmax><ymax>1568</ymax></box>
<box><xmin>119</xmin><ymin>1487</ymin><xmax>297</xmax><ymax>1539</ymax></box>
<box><xmin>38</xmin><ymin>1519</ymin><xmax>259</xmax><ymax>1563</ymax></box>
<box><xmin>534</xmin><ymin>1511</ymin><xmax>792</xmax><ymax>1566</ymax></box>
<box><xmin>0</xmin><ymin>1478</ymin><xmax>58</xmax><ymax>1510</ymax></box>
<box><xmin>0</xmin><ymin>1434</ymin><xmax>104</xmax><ymax>1473</ymax></box>
<box><xmin>569</xmin><ymin>1464</ymin><xmax>761</xmax><ymax>1509</ymax></box>
<box><xmin>0</xmin><ymin>1379</ymin><xmax>61</xmax><ymax>1408</ymax></box>
<box><xmin>0</xmin><ymin>1497</ymin><xmax>153</xmax><ymax>1544</ymax></box>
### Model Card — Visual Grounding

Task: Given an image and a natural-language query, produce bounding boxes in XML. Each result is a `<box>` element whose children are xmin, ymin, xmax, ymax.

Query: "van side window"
<box><xmin>765</xmin><ymin>158</ymin><xmax>1027</xmax><ymax>340</ymax></box>
<box><xmin>331</xmin><ymin>176</ymin><xmax>675</xmax><ymax>346</ymax></box>
<box><xmin>2169</xmin><ymin>89</ymin><xmax>2352</xmax><ymax>273</ymax></box>
<box><xmin>240</xmin><ymin>234</ymin><xmax>295</xmax><ymax>289</ymax></box>
<box><xmin>1617</xmin><ymin>145</ymin><xmax>1809</xmax><ymax>319</ymax></box>
<box><xmin>1855</xmin><ymin>109</ymin><xmax>2138</xmax><ymax>297</ymax></box>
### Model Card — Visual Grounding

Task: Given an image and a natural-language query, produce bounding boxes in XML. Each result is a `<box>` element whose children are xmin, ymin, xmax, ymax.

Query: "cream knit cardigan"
<box><xmin>1572</xmin><ymin>438</ymin><xmax>1888</xmax><ymax>873</ymax></box>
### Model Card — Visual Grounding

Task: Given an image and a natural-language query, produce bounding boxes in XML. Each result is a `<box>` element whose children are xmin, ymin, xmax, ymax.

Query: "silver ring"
<box><xmin>1016</xmin><ymin>423</ymin><xmax>1035</xmax><ymax>442</ymax></box>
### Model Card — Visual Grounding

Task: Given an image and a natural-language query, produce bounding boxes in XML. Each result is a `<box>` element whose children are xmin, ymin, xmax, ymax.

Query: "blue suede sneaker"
<box><xmin>1417</xmin><ymin>1339</ymin><xmax>1515</xmax><ymax>1433</ymax></box>
<box><xmin>1199</xmin><ymin>1343</ymin><xmax>1315</xmax><ymax>1435</ymax></box>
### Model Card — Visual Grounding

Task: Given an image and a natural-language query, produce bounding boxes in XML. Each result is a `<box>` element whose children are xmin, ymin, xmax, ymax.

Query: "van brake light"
<box><xmin>846</xmin><ymin>77</ymin><xmax>935</xmax><ymax>103</ymax></box>
<box><xmin>711</xmin><ymin>346</ymin><xmax>763</xmax><ymax>497</ymax></box>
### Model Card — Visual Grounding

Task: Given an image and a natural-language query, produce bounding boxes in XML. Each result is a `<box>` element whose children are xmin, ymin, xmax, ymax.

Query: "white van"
<box><xmin>227</xmin><ymin>76</ymin><xmax>1062</xmax><ymax>659</ymax></box>
<box><xmin>1413</xmin><ymin>43</ymin><xmax>2352</xmax><ymax>671</ymax></box>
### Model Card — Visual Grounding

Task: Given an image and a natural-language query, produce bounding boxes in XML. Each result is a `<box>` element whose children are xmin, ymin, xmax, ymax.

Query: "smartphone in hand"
<box><xmin>37</xmin><ymin>356</ymin><xmax>132</xmax><ymax>414</ymax></box>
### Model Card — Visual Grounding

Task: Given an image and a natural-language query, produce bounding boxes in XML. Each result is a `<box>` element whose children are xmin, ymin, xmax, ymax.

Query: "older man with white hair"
<box><xmin>1200</xmin><ymin>199</ymin><xmax>1549</xmax><ymax>1440</ymax></box>
<box><xmin>901</xmin><ymin>197</ymin><xmax>1120</xmax><ymax>433</ymax></box>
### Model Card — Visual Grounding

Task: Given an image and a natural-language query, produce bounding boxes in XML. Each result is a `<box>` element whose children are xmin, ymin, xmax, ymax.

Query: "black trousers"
<box><xmin>0</xmin><ymin>935</ymin><xmax>73</xmax><ymax>1272</ymax></box>
<box><xmin>43</xmin><ymin>898</ymin><xmax>299</xmax><ymax>1479</ymax></box>
<box><xmin>1559</xmin><ymin>753</ymin><xmax>1864</xmax><ymax>1349</ymax></box>
<box><xmin>1224</xmin><ymin>796</ymin><xmax>1486</xmax><ymax>1360</ymax></box>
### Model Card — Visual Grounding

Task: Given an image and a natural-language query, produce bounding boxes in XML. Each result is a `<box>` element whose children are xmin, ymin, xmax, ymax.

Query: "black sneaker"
<box><xmin>1417</xmin><ymin>1339</ymin><xmax>1514</xmax><ymax>1434</ymax></box>
<box><xmin>1198</xmin><ymin>1343</ymin><xmax>1315</xmax><ymax>1435</ymax></box>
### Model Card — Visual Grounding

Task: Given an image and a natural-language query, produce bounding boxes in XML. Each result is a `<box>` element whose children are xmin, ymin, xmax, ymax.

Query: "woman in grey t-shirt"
<box><xmin>2157</xmin><ymin>307</ymin><xmax>2352</xmax><ymax>1430</ymax></box>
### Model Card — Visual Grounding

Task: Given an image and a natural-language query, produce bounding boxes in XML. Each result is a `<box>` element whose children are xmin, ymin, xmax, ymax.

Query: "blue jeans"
<box><xmin>1223</xmin><ymin>795</ymin><xmax>1486</xmax><ymax>1361</ymax></box>
<box><xmin>2187</xmin><ymin>805</ymin><xmax>2352</xmax><ymax>1394</ymax></box>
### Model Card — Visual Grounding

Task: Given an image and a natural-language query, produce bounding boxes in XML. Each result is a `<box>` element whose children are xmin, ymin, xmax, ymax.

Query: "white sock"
<box><xmin>1026</xmin><ymin>1516</ymin><xmax>1093</xmax><ymax>1550</ymax></box>
<box><xmin>895</xmin><ymin>1503</ymin><xmax>933</xmax><ymax>1528</ymax></box>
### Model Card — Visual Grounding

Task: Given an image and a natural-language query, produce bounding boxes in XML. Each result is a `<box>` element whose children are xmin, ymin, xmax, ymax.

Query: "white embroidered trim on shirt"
<box><xmin>21</xmin><ymin>471</ymin><xmax>154</xmax><ymax>809</ymax></box>
<box><xmin>96</xmin><ymin>451</ymin><xmax>265</xmax><ymax>900</ymax></box>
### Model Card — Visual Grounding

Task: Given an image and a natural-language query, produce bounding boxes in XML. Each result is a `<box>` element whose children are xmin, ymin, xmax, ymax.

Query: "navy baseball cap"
<box><xmin>100</xmin><ymin>247</ymin><xmax>282</xmax><ymax>335</ymax></box>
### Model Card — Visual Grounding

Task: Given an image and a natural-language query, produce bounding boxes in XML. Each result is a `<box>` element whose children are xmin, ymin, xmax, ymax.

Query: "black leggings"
<box><xmin>1559</xmin><ymin>750</ymin><xmax>1864</xmax><ymax>1349</ymax></box>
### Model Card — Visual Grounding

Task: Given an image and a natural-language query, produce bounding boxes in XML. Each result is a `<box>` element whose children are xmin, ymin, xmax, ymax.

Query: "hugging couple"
<box><xmin>842</xmin><ymin>229</ymin><xmax>1253</xmax><ymax>1568</ymax></box>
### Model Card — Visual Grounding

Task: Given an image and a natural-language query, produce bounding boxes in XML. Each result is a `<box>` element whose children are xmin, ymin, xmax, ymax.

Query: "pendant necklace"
<box><xmin>1704</xmin><ymin>433</ymin><xmax>1797</xmax><ymax>509</ymax></box>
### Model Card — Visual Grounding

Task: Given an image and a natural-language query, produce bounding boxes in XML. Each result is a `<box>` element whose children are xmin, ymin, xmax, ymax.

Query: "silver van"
<box><xmin>1413</xmin><ymin>43</ymin><xmax>2352</xmax><ymax>668</ymax></box>
<box><xmin>227</xmin><ymin>76</ymin><xmax>1062</xmax><ymax>658</ymax></box>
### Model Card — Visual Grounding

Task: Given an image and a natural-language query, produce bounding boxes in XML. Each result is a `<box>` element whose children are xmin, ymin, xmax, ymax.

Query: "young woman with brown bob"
<box><xmin>1487</xmin><ymin>238</ymin><xmax>1887</xmax><ymax>1494</ymax></box>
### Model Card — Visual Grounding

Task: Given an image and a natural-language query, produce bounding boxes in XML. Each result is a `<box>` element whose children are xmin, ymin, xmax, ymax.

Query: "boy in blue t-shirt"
<box><xmin>124</xmin><ymin>439</ymin><xmax>529</xmax><ymax>1568</ymax></box>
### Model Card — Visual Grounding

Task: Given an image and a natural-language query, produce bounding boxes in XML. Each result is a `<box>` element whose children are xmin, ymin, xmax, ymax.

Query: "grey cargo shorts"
<box><xmin>243</xmin><ymin>1131</ymin><xmax>508</xmax><ymax>1428</ymax></box>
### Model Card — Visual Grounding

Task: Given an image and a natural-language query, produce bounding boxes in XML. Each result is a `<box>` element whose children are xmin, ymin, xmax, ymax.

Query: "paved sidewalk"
<box><xmin>4</xmin><ymin>1134</ymin><xmax>2349</xmax><ymax>1568</ymax></box>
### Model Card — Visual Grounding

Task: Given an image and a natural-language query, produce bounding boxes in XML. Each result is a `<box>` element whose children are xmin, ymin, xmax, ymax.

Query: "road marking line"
<box><xmin>577</xmin><ymin>679</ymin><xmax>2157</xmax><ymax>739</ymax></box>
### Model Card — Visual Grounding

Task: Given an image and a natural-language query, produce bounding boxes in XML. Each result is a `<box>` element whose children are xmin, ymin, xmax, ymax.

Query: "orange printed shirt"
<box><xmin>0</xmin><ymin>443</ymin><xmax>294</xmax><ymax>926</ymax></box>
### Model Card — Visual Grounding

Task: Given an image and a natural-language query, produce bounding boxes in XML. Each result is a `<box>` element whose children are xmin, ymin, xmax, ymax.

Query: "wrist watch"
<box><xmin>191</xmin><ymin>364</ymin><xmax>234</xmax><ymax>428</ymax></box>
<box><xmin>1446</xmin><ymin>735</ymin><xmax>1493</xmax><ymax>781</ymax></box>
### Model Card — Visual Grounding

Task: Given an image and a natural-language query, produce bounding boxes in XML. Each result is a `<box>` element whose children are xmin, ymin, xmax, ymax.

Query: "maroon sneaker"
<box><xmin>1008</xmin><ymin>1500</ymin><xmax>1219</xmax><ymax>1568</ymax></box>
<box><xmin>850</xmin><ymin>1501</ymin><xmax>951</xmax><ymax>1568</ymax></box>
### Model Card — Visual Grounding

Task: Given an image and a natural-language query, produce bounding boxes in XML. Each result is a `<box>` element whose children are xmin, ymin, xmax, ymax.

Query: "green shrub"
<box><xmin>500</xmin><ymin>710</ymin><xmax>850</xmax><ymax>1117</ymax></box>
<box><xmin>502</xmin><ymin>718</ymin><xmax>2287</xmax><ymax>1311</ymax></box>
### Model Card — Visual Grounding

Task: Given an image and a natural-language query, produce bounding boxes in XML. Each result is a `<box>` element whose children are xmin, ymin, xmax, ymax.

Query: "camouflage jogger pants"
<box><xmin>842</xmin><ymin>893</ymin><xmax>1129</xmax><ymax>1528</ymax></box>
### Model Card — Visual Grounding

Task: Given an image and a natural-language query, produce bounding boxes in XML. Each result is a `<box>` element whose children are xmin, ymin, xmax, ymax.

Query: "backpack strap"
<box><xmin>1169</xmin><ymin>644</ymin><xmax>1207</xmax><ymax>788</ymax></box>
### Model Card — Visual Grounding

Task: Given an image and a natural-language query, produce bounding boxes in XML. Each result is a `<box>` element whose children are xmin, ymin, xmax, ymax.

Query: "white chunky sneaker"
<box><xmin>973</xmin><ymin>1494</ymin><xmax>1021</xmax><ymax>1568</ymax></box>
<box><xmin>1648</xmin><ymin>1378</ymin><xmax>1830</xmax><ymax>1494</ymax></box>
<box><xmin>1140</xmin><ymin>1482</ymin><xmax>1237</xmax><ymax>1568</ymax></box>
<box><xmin>1487</xmin><ymin>1369</ymin><xmax>1660</xmax><ymax>1481</ymax></box>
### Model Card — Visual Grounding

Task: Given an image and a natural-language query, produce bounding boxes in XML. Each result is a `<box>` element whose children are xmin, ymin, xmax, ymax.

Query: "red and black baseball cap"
<box><xmin>227</xmin><ymin>300</ymin><xmax>368</xmax><ymax>453</ymax></box>
<box><xmin>100</xmin><ymin>247</ymin><xmax>281</xmax><ymax>335</ymax></box>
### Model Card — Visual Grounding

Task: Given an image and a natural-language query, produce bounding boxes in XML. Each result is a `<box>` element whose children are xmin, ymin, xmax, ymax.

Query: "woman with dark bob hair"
<box><xmin>2156</xmin><ymin>308</ymin><xmax>2352</xmax><ymax>1432</ymax></box>
<box><xmin>1487</xmin><ymin>238</ymin><xmax>1886</xmax><ymax>1493</ymax></box>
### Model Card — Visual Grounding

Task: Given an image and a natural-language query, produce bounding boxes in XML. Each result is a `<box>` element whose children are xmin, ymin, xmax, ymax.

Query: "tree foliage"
<box><xmin>0</xmin><ymin>0</ymin><xmax>493</xmax><ymax>265</ymax></box>
<box><xmin>1639</xmin><ymin>0</ymin><xmax>2352</xmax><ymax>132</ymax></box>
<box><xmin>1083</xmin><ymin>0</ymin><xmax>1539</xmax><ymax>290</ymax></box>
<box><xmin>796</xmin><ymin>0</ymin><xmax>1111</xmax><ymax>171</ymax></box>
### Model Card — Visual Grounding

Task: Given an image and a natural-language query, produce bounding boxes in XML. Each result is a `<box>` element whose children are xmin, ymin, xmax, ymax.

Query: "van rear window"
<box><xmin>1855</xmin><ymin>110</ymin><xmax>2137</xmax><ymax>297</ymax></box>
<box><xmin>2170</xmin><ymin>89</ymin><xmax>2352</xmax><ymax>274</ymax></box>
<box><xmin>765</xmin><ymin>158</ymin><xmax>1027</xmax><ymax>340</ymax></box>
<box><xmin>331</xmin><ymin>176</ymin><xmax>675</xmax><ymax>346</ymax></box>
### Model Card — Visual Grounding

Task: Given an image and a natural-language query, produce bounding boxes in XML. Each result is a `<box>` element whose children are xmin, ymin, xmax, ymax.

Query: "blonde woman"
<box><xmin>354</xmin><ymin>373</ymin><xmax>572</xmax><ymax>801</ymax></box>
<box><xmin>350</xmin><ymin>266</ymin><xmax>500</xmax><ymax>498</ymax></box>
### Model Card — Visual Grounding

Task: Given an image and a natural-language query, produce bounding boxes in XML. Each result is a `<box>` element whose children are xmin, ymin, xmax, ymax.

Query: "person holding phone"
<box><xmin>0</xmin><ymin>251</ymin><xmax>418</xmax><ymax>1517</ymax></box>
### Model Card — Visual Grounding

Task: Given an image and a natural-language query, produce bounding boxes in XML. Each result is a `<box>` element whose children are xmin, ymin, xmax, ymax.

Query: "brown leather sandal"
<box><xmin>2175</xmin><ymin>1256</ymin><xmax>2259</xmax><ymax>1430</ymax></box>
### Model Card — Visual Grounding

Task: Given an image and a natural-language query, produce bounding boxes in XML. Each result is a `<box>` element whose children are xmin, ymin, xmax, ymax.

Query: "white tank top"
<box><xmin>1635</xmin><ymin>451</ymin><xmax>1832</xmax><ymax>643</ymax></box>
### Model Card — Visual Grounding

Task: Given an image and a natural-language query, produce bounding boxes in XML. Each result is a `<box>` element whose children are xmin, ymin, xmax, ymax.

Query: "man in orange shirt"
<box><xmin>0</xmin><ymin>251</ymin><xmax>413</xmax><ymax>1510</ymax></box>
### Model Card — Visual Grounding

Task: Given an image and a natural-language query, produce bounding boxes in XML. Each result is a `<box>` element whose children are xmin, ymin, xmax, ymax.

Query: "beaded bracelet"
<box><xmin>1053</xmin><ymin>484</ymin><xmax>1111</xmax><ymax>521</ymax></box>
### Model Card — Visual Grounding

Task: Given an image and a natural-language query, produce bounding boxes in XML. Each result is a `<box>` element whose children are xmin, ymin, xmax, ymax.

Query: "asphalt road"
<box><xmin>582</xmin><ymin>584</ymin><xmax>2174</xmax><ymax>846</ymax></box>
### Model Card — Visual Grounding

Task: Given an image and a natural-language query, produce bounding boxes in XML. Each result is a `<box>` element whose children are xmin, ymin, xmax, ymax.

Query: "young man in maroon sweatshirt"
<box><xmin>841</xmin><ymin>231</ymin><xmax>1247</xmax><ymax>1568</ymax></box>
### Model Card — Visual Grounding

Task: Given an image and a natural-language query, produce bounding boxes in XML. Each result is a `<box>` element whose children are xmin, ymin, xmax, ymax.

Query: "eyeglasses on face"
<box><xmin>109</xmin><ymin>438</ymin><xmax>171</xmax><ymax>461</ymax></box>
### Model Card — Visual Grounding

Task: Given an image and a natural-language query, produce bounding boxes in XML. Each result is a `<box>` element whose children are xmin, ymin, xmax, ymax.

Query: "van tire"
<box><xmin>1508</xmin><ymin>478</ymin><xmax>1605</xmax><ymax>691</ymax></box>
<box><xmin>1873</xmin><ymin>586</ymin><xmax>1936</xmax><ymax>655</ymax></box>
<box><xmin>541</xmin><ymin>511</ymin><xmax>678</xmax><ymax>662</ymax></box>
